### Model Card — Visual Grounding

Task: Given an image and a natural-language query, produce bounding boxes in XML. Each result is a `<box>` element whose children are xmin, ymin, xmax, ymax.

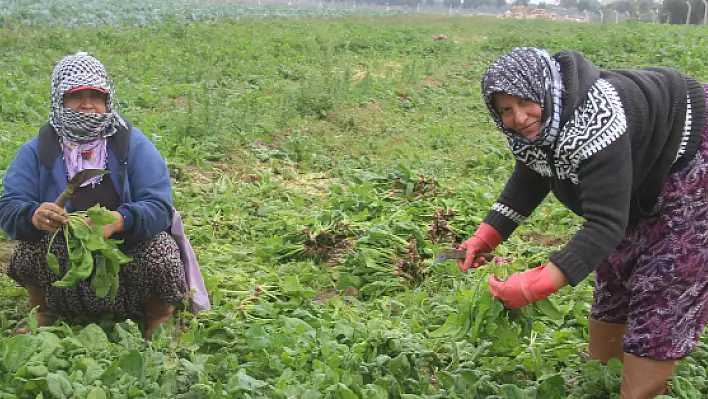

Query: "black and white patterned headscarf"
<box><xmin>481</xmin><ymin>47</ymin><xmax>564</xmax><ymax>152</ymax></box>
<box><xmin>49</xmin><ymin>52</ymin><xmax>126</xmax><ymax>143</ymax></box>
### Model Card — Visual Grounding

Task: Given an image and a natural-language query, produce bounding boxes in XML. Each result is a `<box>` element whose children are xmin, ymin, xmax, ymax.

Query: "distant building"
<box><xmin>505</xmin><ymin>5</ymin><xmax>551</xmax><ymax>18</ymax></box>
<box><xmin>506</xmin><ymin>5</ymin><xmax>527</xmax><ymax>17</ymax></box>
<box><xmin>527</xmin><ymin>0</ymin><xmax>560</xmax><ymax>5</ymax></box>
<box><xmin>528</xmin><ymin>7</ymin><xmax>552</xmax><ymax>17</ymax></box>
<box><xmin>503</xmin><ymin>4</ymin><xmax>585</xmax><ymax>21</ymax></box>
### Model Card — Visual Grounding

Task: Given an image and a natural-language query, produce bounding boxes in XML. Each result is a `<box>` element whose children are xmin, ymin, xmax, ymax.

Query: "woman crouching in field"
<box><xmin>457</xmin><ymin>47</ymin><xmax>708</xmax><ymax>398</ymax></box>
<box><xmin>0</xmin><ymin>52</ymin><xmax>187</xmax><ymax>339</ymax></box>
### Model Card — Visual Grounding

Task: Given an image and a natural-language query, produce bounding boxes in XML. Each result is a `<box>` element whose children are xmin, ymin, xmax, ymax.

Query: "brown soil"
<box><xmin>312</xmin><ymin>287</ymin><xmax>359</xmax><ymax>303</ymax></box>
<box><xmin>519</xmin><ymin>232</ymin><xmax>566</xmax><ymax>246</ymax></box>
<box><xmin>350</xmin><ymin>69</ymin><xmax>367</xmax><ymax>83</ymax></box>
<box><xmin>173</xmin><ymin>96</ymin><xmax>189</xmax><ymax>109</ymax></box>
<box><xmin>279</xmin><ymin>171</ymin><xmax>331</xmax><ymax>198</ymax></box>
<box><xmin>312</xmin><ymin>287</ymin><xmax>338</xmax><ymax>303</ymax></box>
<box><xmin>360</xmin><ymin>101</ymin><xmax>381</xmax><ymax>111</ymax></box>
<box><xmin>179</xmin><ymin>164</ymin><xmax>216</xmax><ymax>184</ymax></box>
<box><xmin>395</xmin><ymin>89</ymin><xmax>409</xmax><ymax>100</ymax></box>
<box><xmin>419</xmin><ymin>76</ymin><xmax>441</xmax><ymax>88</ymax></box>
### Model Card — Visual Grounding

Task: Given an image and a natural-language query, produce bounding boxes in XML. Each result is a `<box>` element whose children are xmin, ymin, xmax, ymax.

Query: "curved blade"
<box><xmin>69</xmin><ymin>168</ymin><xmax>109</xmax><ymax>187</ymax></box>
<box><xmin>55</xmin><ymin>168</ymin><xmax>110</xmax><ymax>207</ymax></box>
<box><xmin>433</xmin><ymin>249</ymin><xmax>494</xmax><ymax>265</ymax></box>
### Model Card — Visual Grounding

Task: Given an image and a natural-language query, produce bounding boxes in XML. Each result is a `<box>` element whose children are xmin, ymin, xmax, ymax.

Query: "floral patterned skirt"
<box><xmin>591</xmin><ymin>84</ymin><xmax>708</xmax><ymax>360</ymax></box>
<box><xmin>6</xmin><ymin>231</ymin><xmax>187</xmax><ymax>319</ymax></box>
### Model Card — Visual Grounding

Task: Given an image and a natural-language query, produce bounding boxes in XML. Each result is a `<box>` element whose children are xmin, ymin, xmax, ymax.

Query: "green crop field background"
<box><xmin>1</xmin><ymin>2</ymin><xmax>708</xmax><ymax>397</ymax></box>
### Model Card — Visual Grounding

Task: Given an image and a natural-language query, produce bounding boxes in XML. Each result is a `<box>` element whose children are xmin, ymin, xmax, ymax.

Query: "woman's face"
<box><xmin>63</xmin><ymin>89</ymin><xmax>107</xmax><ymax>114</ymax></box>
<box><xmin>493</xmin><ymin>92</ymin><xmax>543</xmax><ymax>140</ymax></box>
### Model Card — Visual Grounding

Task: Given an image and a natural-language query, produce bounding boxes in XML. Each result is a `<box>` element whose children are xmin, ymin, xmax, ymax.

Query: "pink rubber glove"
<box><xmin>457</xmin><ymin>223</ymin><xmax>503</xmax><ymax>272</ymax></box>
<box><xmin>488</xmin><ymin>264</ymin><xmax>559</xmax><ymax>308</ymax></box>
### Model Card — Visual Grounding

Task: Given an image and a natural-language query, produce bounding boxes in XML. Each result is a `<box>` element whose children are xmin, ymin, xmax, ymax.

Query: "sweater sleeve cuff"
<box><xmin>484</xmin><ymin>202</ymin><xmax>525</xmax><ymax>240</ymax></box>
<box><xmin>549</xmin><ymin>249</ymin><xmax>590</xmax><ymax>287</ymax></box>
<box><xmin>681</xmin><ymin>76</ymin><xmax>707</xmax><ymax>167</ymax></box>
<box><xmin>483</xmin><ymin>208</ymin><xmax>522</xmax><ymax>239</ymax></box>
<box><xmin>118</xmin><ymin>206</ymin><xmax>135</xmax><ymax>234</ymax></box>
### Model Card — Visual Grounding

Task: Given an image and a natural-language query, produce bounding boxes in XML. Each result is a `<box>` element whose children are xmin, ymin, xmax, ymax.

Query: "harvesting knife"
<box><xmin>55</xmin><ymin>168</ymin><xmax>110</xmax><ymax>208</ymax></box>
<box><xmin>433</xmin><ymin>249</ymin><xmax>494</xmax><ymax>265</ymax></box>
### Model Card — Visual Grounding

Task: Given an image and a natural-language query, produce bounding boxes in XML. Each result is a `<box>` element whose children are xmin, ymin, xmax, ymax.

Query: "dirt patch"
<box><xmin>179</xmin><ymin>164</ymin><xmax>216</xmax><ymax>184</ymax></box>
<box><xmin>280</xmin><ymin>172</ymin><xmax>332</xmax><ymax>198</ymax></box>
<box><xmin>419</xmin><ymin>76</ymin><xmax>441</xmax><ymax>88</ymax></box>
<box><xmin>360</xmin><ymin>101</ymin><xmax>381</xmax><ymax>111</ymax></box>
<box><xmin>312</xmin><ymin>287</ymin><xmax>359</xmax><ymax>303</ymax></box>
<box><xmin>173</xmin><ymin>96</ymin><xmax>189</xmax><ymax>109</ymax></box>
<box><xmin>350</xmin><ymin>69</ymin><xmax>367</xmax><ymax>83</ymax></box>
<box><xmin>204</xmin><ymin>149</ymin><xmax>270</xmax><ymax>184</ymax></box>
<box><xmin>312</xmin><ymin>287</ymin><xmax>338</xmax><ymax>303</ymax></box>
<box><xmin>520</xmin><ymin>232</ymin><xmax>566</xmax><ymax>247</ymax></box>
<box><xmin>350</xmin><ymin>68</ymin><xmax>388</xmax><ymax>82</ymax></box>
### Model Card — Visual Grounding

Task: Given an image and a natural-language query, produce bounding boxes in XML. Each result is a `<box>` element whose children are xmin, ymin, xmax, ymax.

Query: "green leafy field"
<box><xmin>1</xmin><ymin>8</ymin><xmax>708</xmax><ymax>398</ymax></box>
<box><xmin>0</xmin><ymin>0</ymin><xmax>405</xmax><ymax>28</ymax></box>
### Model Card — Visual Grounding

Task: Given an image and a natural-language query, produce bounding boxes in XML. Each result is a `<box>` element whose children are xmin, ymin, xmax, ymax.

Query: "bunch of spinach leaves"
<box><xmin>46</xmin><ymin>205</ymin><xmax>132</xmax><ymax>299</ymax></box>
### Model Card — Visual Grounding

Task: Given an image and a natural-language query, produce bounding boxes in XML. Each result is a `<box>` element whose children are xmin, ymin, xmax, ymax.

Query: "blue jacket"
<box><xmin>0</xmin><ymin>126</ymin><xmax>173</xmax><ymax>244</ymax></box>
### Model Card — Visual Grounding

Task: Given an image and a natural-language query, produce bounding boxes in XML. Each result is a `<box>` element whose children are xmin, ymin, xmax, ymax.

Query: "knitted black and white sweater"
<box><xmin>483</xmin><ymin>50</ymin><xmax>707</xmax><ymax>286</ymax></box>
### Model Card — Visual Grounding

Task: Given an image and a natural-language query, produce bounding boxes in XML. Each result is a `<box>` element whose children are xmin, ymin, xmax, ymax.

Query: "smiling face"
<box><xmin>63</xmin><ymin>89</ymin><xmax>107</xmax><ymax>114</ymax></box>
<box><xmin>492</xmin><ymin>92</ymin><xmax>543</xmax><ymax>140</ymax></box>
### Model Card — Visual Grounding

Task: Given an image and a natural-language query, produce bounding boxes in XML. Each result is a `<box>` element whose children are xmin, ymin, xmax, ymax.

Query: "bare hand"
<box><xmin>32</xmin><ymin>203</ymin><xmax>69</xmax><ymax>233</ymax></box>
<box><xmin>86</xmin><ymin>211</ymin><xmax>125</xmax><ymax>239</ymax></box>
